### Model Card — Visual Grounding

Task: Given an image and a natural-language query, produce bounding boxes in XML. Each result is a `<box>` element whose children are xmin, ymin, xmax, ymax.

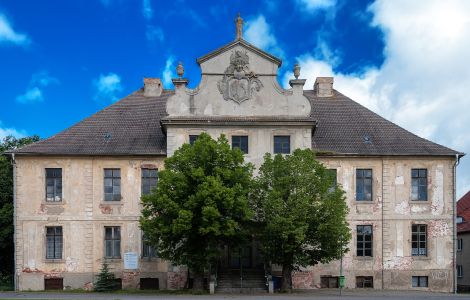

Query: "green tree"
<box><xmin>0</xmin><ymin>135</ymin><xmax>39</xmax><ymax>282</ymax></box>
<box><xmin>140</xmin><ymin>133</ymin><xmax>253</xmax><ymax>289</ymax></box>
<box><xmin>252</xmin><ymin>149</ymin><xmax>351</xmax><ymax>292</ymax></box>
<box><xmin>94</xmin><ymin>262</ymin><xmax>118</xmax><ymax>292</ymax></box>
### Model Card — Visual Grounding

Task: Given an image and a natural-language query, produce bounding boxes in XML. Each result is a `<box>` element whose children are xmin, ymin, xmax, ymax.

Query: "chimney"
<box><xmin>143</xmin><ymin>78</ymin><xmax>163</xmax><ymax>97</ymax></box>
<box><xmin>314</xmin><ymin>77</ymin><xmax>334</xmax><ymax>97</ymax></box>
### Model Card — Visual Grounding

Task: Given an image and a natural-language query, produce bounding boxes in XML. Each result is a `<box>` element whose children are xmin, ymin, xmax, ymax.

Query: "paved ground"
<box><xmin>0</xmin><ymin>289</ymin><xmax>469</xmax><ymax>300</ymax></box>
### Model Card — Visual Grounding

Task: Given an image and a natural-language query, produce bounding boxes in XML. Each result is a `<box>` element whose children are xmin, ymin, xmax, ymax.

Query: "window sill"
<box><xmin>355</xmin><ymin>201</ymin><xmax>374</xmax><ymax>204</ymax></box>
<box><xmin>412</xmin><ymin>255</ymin><xmax>430</xmax><ymax>260</ymax></box>
<box><xmin>44</xmin><ymin>259</ymin><xmax>65</xmax><ymax>263</ymax></box>
<box><xmin>100</xmin><ymin>201</ymin><xmax>122</xmax><ymax>205</ymax></box>
<box><xmin>104</xmin><ymin>258</ymin><xmax>122</xmax><ymax>262</ymax></box>
<box><xmin>354</xmin><ymin>256</ymin><xmax>374</xmax><ymax>260</ymax></box>
<box><xmin>410</xmin><ymin>200</ymin><xmax>429</xmax><ymax>203</ymax></box>
<box><xmin>43</xmin><ymin>201</ymin><xmax>65</xmax><ymax>205</ymax></box>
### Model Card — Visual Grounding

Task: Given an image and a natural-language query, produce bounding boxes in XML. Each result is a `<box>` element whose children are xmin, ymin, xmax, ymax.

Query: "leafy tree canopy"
<box><xmin>251</xmin><ymin>149</ymin><xmax>351</xmax><ymax>291</ymax></box>
<box><xmin>140</xmin><ymin>133</ymin><xmax>254</xmax><ymax>285</ymax></box>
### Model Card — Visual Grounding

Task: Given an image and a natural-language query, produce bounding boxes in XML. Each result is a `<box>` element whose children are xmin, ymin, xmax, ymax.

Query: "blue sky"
<box><xmin>1</xmin><ymin>0</ymin><xmax>469</xmax><ymax>197</ymax></box>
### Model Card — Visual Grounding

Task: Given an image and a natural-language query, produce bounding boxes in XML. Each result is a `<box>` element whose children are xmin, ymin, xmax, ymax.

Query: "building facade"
<box><xmin>9</xmin><ymin>19</ymin><xmax>462</xmax><ymax>292</ymax></box>
<box><xmin>457</xmin><ymin>191</ymin><xmax>470</xmax><ymax>291</ymax></box>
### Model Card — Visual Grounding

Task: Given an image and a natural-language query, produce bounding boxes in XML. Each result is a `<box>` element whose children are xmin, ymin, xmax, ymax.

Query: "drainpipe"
<box><xmin>381</xmin><ymin>158</ymin><xmax>384</xmax><ymax>290</ymax></box>
<box><xmin>11</xmin><ymin>153</ymin><xmax>18</xmax><ymax>291</ymax></box>
<box><xmin>453</xmin><ymin>154</ymin><xmax>461</xmax><ymax>294</ymax></box>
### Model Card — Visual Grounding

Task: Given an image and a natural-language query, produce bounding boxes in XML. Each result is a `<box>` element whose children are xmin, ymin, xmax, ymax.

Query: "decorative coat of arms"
<box><xmin>218</xmin><ymin>50</ymin><xmax>263</xmax><ymax>104</ymax></box>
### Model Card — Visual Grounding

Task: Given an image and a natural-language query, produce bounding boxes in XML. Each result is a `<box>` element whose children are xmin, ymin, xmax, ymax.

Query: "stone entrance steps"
<box><xmin>216</xmin><ymin>268</ymin><xmax>266</xmax><ymax>293</ymax></box>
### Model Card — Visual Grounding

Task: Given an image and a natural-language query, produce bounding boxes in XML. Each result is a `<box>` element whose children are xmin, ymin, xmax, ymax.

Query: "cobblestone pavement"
<box><xmin>0</xmin><ymin>289</ymin><xmax>469</xmax><ymax>300</ymax></box>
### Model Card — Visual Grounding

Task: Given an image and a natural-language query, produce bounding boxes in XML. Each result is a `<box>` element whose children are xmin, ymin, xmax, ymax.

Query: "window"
<box><xmin>412</xmin><ymin>224</ymin><xmax>427</xmax><ymax>256</ymax></box>
<box><xmin>458</xmin><ymin>265</ymin><xmax>463</xmax><ymax>278</ymax></box>
<box><xmin>458</xmin><ymin>238</ymin><xmax>463</xmax><ymax>252</ymax></box>
<box><xmin>273</xmin><ymin>135</ymin><xmax>290</xmax><ymax>154</ymax></box>
<box><xmin>142</xmin><ymin>235</ymin><xmax>157</xmax><ymax>258</ymax></box>
<box><xmin>232</xmin><ymin>135</ymin><xmax>248</xmax><ymax>154</ymax></box>
<box><xmin>141</xmin><ymin>168</ymin><xmax>158</xmax><ymax>195</ymax></box>
<box><xmin>105</xmin><ymin>226</ymin><xmax>121</xmax><ymax>258</ymax></box>
<box><xmin>189</xmin><ymin>135</ymin><xmax>199</xmax><ymax>145</ymax></box>
<box><xmin>46</xmin><ymin>226</ymin><xmax>63</xmax><ymax>259</ymax></box>
<box><xmin>356</xmin><ymin>169</ymin><xmax>372</xmax><ymax>201</ymax></box>
<box><xmin>357</xmin><ymin>225</ymin><xmax>373</xmax><ymax>257</ymax></box>
<box><xmin>411</xmin><ymin>169</ymin><xmax>427</xmax><ymax>201</ymax></box>
<box><xmin>46</xmin><ymin>168</ymin><xmax>62</xmax><ymax>202</ymax></box>
<box><xmin>327</xmin><ymin>169</ymin><xmax>337</xmax><ymax>193</ymax></box>
<box><xmin>412</xmin><ymin>276</ymin><xmax>428</xmax><ymax>287</ymax></box>
<box><xmin>457</xmin><ymin>216</ymin><xmax>464</xmax><ymax>224</ymax></box>
<box><xmin>356</xmin><ymin>276</ymin><xmax>373</xmax><ymax>288</ymax></box>
<box><xmin>104</xmin><ymin>169</ymin><xmax>121</xmax><ymax>201</ymax></box>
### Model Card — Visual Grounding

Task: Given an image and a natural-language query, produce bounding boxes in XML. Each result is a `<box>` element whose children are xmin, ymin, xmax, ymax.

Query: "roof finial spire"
<box><xmin>235</xmin><ymin>13</ymin><xmax>244</xmax><ymax>40</ymax></box>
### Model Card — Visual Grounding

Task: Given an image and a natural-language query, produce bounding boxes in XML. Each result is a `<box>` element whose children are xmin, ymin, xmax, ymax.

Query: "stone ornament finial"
<box><xmin>176</xmin><ymin>61</ymin><xmax>184</xmax><ymax>78</ymax></box>
<box><xmin>235</xmin><ymin>13</ymin><xmax>244</xmax><ymax>40</ymax></box>
<box><xmin>294</xmin><ymin>63</ymin><xmax>300</xmax><ymax>79</ymax></box>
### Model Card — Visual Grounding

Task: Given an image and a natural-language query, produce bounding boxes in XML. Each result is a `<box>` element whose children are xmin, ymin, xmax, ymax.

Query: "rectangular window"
<box><xmin>232</xmin><ymin>135</ymin><xmax>249</xmax><ymax>154</ymax></box>
<box><xmin>46</xmin><ymin>168</ymin><xmax>62</xmax><ymax>202</ymax></box>
<box><xmin>412</xmin><ymin>276</ymin><xmax>428</xmax><ymax>287</ymax></box>
<box><xmin>273</xmin><ymin>135</ymin><xmax>290</xmax><ymax>154</ymax></box>
<box><xmin>357</xmin><ymin>225</ymin><xmax>373</xmax><ymax>257</ymax></box>
<box><xmin>142</xmin><ymin>235</ymin><xmax>157</xmax><ymax>258</ymax></box>
<box><xmin>104</xmin><ymin>169</ymin><xmax>121</xmax><ymax>201</ymax></box>
<box><xmin>327</xmin><ymin>169</ymin><xmax>337</xmax><ymax>193</ymax></box>
<box><xmin>458</xmin><ymin>238</ymin><xmax>463</xmax><ymax>251</ymax></box>
<box><xmin>356</xmin><ymin>276</ymin><xmax>373</xmax><ymax>288</ymax></box>
<box><xmin>458</xmin><ymin>265</ymin><xmax>463</xmax><ymax>278</ymax></box>
<box><xmin>104</xmin><ymin>226</ymin><xmax>121</xmax><ymax>258</ymax></box>
<box><xmin>141</xmin><ymin>168</ymin><xmax>158</xmax><ymax>195</ymax></box>
<box><xmin>46</xmin><ymin>226</ymin><xmax>63</xmax><ymax>259</ymax></box>
<box><xmin>356</xmin><ymin>169</ymin><xmax>372</xmax><ymax>201</ymax></box>
<box><xmin>189</xmin><ymin>135</ymin><xmax>199</xmax><ymax>145</ymax></box>
<box><xmin>411</xmin><ymin>169</ymin><xmax>427</xmax><ymax>201</ymax></box>
<box><xmin>412</xmin><ymin>224</ymin><xmax>427</xmax><ymax>256</ymax></box>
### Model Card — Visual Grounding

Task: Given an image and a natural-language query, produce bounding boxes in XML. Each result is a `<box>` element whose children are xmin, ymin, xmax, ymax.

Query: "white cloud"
<box><xmin>0</xmin><ymin>121</ymin><xmax>26</xmax><ymax>140</ymax></box>
<box><xmin>146</xmin><ymin>25</ymin><xmax>164</xmax><ymax>43</ymax></box>
<box><xmin>16</xmin><ymin>71</ymin><xmax>59</xmax><ymax>104</ymax></box>
<box><xmin>285</xmin><ymin>0</ymin><xmax>470</xmax><ymax>197</ymax></box>
<box><xmin>297</xmin><ymin>0</ymin><xmax>336</xmax><ymax>13</ymax></box>
<box><xmin>142</xmin><ymin>0</ymin><xmax>153</xmax><ymax>20</ymax></box>
<box><xmin>162</xmin><ymin>56</ymin><xmax>175</xmax><ymax>88</ymax></box>
<box><xmin>244</xmin><ymin>15</ymin><xmax>285</xmax><ymax>60</ymax></box>
<box><xmin>0</xmin><ymin>14</ymin><xmax>31</xmax><ymax>46</ymax></box>
<box><xmin>93</xmin><ymin>72</ymin><xmax>123</xmax><ymax>102</ymax></box>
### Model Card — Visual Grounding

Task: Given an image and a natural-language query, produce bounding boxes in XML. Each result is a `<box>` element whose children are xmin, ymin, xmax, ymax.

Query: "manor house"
<box><xmin>8</xmin><ymin>16</ymin><xmax>462</xmax><ymax>292</ymax></box>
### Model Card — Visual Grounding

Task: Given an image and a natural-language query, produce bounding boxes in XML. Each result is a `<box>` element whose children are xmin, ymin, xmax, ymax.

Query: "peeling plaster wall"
<box><xmin>15</xmin><ymin>155</ymin><xmax>455</xmax><ymax>292</ymax></box>
<box><xmin>15</xmin><ymin>156</ymin><xmax>168</xmax><ymax>291</ymax></box>
<box><xmin>166</xmin><ymin>126</ymin><xmax>312</xmax><ymax>166</ymax></box>
<box><xmin>309</xmin><ymin>157</ymin><xmax>454</xmax><ymax>292</ymax></box>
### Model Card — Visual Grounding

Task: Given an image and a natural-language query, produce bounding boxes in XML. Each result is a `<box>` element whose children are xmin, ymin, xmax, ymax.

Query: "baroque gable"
<box><xmin>166</xmin><ymin>39</ymin><xmax>311</xmax><ymax>117</ymax></box>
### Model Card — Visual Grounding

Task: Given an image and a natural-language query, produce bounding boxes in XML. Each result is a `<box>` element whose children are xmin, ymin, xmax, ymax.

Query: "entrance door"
<box><xmin>230</xmin><ymin>246</ymin><xmax>252</xmax><ymax>269</ymax></box>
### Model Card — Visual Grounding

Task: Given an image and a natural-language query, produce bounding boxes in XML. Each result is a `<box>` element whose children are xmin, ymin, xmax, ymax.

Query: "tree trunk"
<box><xmin>192</xmin><ymin>274</ymin><xmax>205</xmax><ymax>291</ymax></box>
<box><xmin>281</xmin><ymin>264</ymin><xmax>293</xmax><ymax>292</ymax></box>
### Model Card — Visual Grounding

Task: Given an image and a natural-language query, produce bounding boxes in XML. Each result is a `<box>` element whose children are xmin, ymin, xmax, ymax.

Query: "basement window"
<box><xmin>412</xmin><ymin>276</ymin><xmax>428</xmax><ymax>287</ymax></box>
<box><xmin>356</xmin><ymin>276</ymin><xmax>373</xmax><ymax>288</ymax></box>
